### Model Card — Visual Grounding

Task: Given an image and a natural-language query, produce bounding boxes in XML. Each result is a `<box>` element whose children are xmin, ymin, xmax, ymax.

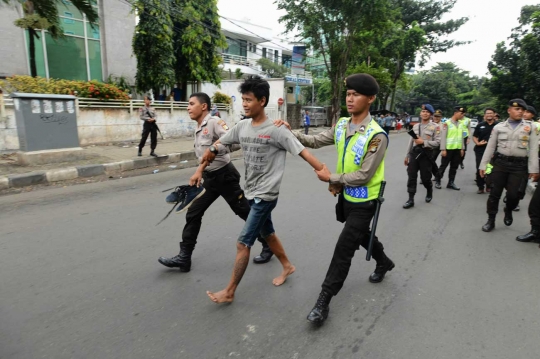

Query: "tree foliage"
<box><xmin>256</xmin><ymin>58</ymin><xmax>289</xmax><ymax>78</ymax></box>
<box><xmin>132</xmin><ymin>0</ymin><xmax>175</xmax><ymax>93</ymax></box>
<box><xmin>487</xmin><ymin>5</ymin><xmax>540</xmax><ymax>109</ymax></box>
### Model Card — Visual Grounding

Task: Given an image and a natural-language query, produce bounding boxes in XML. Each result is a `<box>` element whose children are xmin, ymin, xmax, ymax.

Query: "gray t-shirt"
<box><xmin>220</xmin><ymin>118</ymin><xmax>305</xmax><ymax>201</ymax></box>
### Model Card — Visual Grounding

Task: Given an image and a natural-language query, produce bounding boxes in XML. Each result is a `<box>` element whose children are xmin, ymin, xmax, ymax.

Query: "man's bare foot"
<box><xmin>273</xmin><ymin>265</ymin><xmax>296</xmax><ymax>286</ymax></box>
<box><xmin>206</xmin><ymin>290</ymin><xmax>234</xmax><ymax>304</ymax></box>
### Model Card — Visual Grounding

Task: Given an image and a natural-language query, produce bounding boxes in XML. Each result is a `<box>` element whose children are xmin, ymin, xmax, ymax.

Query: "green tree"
<box><xmin>487</xmin><ymin>5</ymin><xmax>540</xmax><ymax>108</ymax></box>
<box><xmin>276</xmin><ymin>0</ymin><xmax>395</xmax><ymax>123</ymax></box>
<box><xmin>256</xmin><ymin>58</ymin><xmax>289</xmax><ymax>78</ymax></box>
<box><xmin>171</xmin><ymin>0</ymin><xmax>226</xmax><ymax>99</ymax></box>
<box><xmin>4</xmin><ymin>0</ymin><xmax>98</xmax><ymax>77</ymax></box>
<box><xmin>132</xmin><ymin>0</ymin><xmax>175</xmax><ymax>93</ymax></box>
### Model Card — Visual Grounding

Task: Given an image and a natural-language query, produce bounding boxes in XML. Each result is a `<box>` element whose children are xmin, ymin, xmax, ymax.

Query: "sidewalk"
<box><xmin>0</xmin><ymin>126</ymin><xmax>332</xmax><ymax>191</ymax></box>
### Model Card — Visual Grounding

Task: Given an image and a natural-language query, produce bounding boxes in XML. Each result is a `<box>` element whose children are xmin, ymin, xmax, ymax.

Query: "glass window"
<box><xmin>60</xmin><ymin>18</ymin><xmax>85</xmax><ymax>36</ymax></box>
<box><xmin>57</xmin><ymin>2</ymin><xmax>84</xmax><ymax>20</ymax></box>
<box><xmin>87</xmin><ymin>40</ymin><xmax>103</xmax><ymax>80</ymax></box>
<box><xmin>24</xmin><ymin>30</ymin><xmax>47</xmax><ymax>77</ymax></box>
<box><xmin>87</xmin><ymin>23</ymin><xmax>100</xmax><ymax>39</ymax></box>
<box><xmin>46</xmin><ymin>34</ymin><xmax>87</xmax><ymax>80</ymax></box>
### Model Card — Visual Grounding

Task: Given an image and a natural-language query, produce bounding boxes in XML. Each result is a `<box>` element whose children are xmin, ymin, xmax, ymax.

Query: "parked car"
<box><xmin>470</xmin><ymin>118</ymin><xmax>479</xmax><ymax>128</ymax></box>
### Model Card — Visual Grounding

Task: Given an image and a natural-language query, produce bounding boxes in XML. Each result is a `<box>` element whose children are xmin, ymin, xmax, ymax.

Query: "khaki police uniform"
<box><xmin>138</xmin><ymin>105</ymin><xmax>158</xmax><ymax>153</ymax></box>
<box><xmin>406</xmin><ymin>122</ymin><xmax>441</xmax><ymax>196</ymax></box>
<box><xmin>479</xmin><ymin>119</ymin><xmax>539</xmax><ymax>215</ymax></box>
<box><xmin>181</xmin><ymin>114</ymin><xmax>269</xmax><ymax>253</ymax></box>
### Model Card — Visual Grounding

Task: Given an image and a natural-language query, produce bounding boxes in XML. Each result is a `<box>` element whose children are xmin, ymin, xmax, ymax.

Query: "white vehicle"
<box><xmin>470</xmin><ymin>118</ymin><xmax>479</xmax><ymax>128</ymax></box>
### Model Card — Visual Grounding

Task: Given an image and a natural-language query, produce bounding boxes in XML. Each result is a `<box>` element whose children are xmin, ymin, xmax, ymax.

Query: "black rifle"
<box><xmin>407</xmin><ymin>129</ymin><xmax>435</xmax><ymax>163</ymax></box>
<box><xmin>366</xmin><ymin>180</ymin><xmax>386</xmax><ymax>261</ymax></box>
<box><xmin>145</xmin><ymin>108</ymin><xmax>164</xmax><ymax>140</ymax></box>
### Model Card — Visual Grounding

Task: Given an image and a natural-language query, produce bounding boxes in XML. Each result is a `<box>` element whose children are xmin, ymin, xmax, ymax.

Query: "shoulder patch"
<box><xmin>217</xmin><ymin>119</ymin><xmax>229</xmax><ymax>130</ymax></box>
<box><xmin>368</xmin><ymin>137</ymin><xmax>382</xmax><ymax>153</ymax></box>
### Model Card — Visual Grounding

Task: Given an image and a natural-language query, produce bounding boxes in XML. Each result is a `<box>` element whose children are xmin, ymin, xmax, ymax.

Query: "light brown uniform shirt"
<box><xmin>293</xmin><ymin>115</ymin><xmax>388</xmax><ymax>186</ymax></box>
<box><xmin>406</xmin><ymin>121</ymin><xmax>441</xmax><ymax>153</ymax></box>
<box><xmin>194</xmin><ymin>114</ymin><xmax>239</xmax><ymax>172</ymax></box>
<box><xmin>139</xmin><ymin>106</ymin><xmax>157</xmax><ymax>121</ymax></box>
<box><xmin>479</xmin><ymin>119</ymin><xmax>539</xmax><ymax>173</ymax></box>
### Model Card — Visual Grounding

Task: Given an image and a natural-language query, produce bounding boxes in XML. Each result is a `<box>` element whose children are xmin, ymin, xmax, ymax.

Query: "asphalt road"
<box><xmin>1</xmin><ymin>133</ymin><xmax>539</xmax><ymax>359</ymax></box>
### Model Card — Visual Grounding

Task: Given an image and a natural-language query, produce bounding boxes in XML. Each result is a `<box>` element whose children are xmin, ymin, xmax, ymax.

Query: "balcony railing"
<box><xmin>221</xmin><ymin>53</ymin><xmax>313</xmax><ymax>79</ymax></box>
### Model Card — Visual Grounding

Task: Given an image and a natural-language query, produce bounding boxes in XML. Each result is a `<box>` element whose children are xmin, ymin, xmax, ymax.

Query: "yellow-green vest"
<box><xmin>460</xmin><ymin>117</ymin><xmax>471</xmax><ymax>137</ymax></box>
<box><xmin>446</xmin><ymin>120</ymin><xmax>464</xmax><ymax>150</ymax></box>
<box><xmin>334</xmin><ymin>118</ymin><xmax>387</xmax><ymax>203</ymax></box>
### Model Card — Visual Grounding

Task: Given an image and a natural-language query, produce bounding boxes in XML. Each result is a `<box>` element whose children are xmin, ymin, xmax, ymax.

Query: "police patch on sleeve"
<box><xmin>217</xmin><ymin>119</ymin><xmax>229</xmax><ymax>130</ymax></box>
<box><xmin>368</xmin><ymin>138</ymin><xmax>382</xmax><ymax>153</ymax></box>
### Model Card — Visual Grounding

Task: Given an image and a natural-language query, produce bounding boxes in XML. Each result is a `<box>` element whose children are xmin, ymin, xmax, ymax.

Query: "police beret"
<box><xmin>454</xmin><ymin>106</ymin><xmax>466</xmax><ymax>113</ymax></box>
<box><xmin>508</xmin><ymin>98</ymin><xmax>527</xmax><ymax>109</ymax></box>
<box><xmin>344</xmin><ymin>73</ymin><xmax>379</xmax><ymax>96</ymax></box>
<box><xmin>527</xmin><ymin>105</ymin><xmax>537</xmax><ymax>115</ymax></box>
<box><xmin>434</xmin><ymin>109</ymin><xmax>443</xmax><ymax>116</ymax></box>
<box><xmin>422</xmin><ymin>104</ymin><xmax>435</xmax><ymax>114</ymax></box>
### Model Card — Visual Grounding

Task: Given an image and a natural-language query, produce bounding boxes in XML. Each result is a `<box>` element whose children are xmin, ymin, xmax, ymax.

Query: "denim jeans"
<box><xmin>238</xmin><ymin>198</ymin><xmax>278</xmax><ymax>247</ymax></box>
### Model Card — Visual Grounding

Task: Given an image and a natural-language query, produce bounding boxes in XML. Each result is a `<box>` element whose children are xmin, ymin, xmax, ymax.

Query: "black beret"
<box><xmin>454</xmin><ymin>106</ymin><xmax>466</xmax><ymax>113</ymax></box>
<box><xmin>526</xmin><ymin>105</ymin><xmax>537</xmax><ymax>115</ymax></box>
<box><xmin>434</xmin><ymin>109</ymin><xmax>443</xmax><ymax>116</ymax></box>
<box><xmin>344</xmin><ymin>73</ymin><xmax>379</xmax><ymax>96</ymax></box>
<box><xmin>508</xmin><ymin>98</ymin><xmax>527</xmax><ymax>109</ymax></box>
<box><xmin>422</xmin><ymin>104</ymin><xmax>435</xmax><ymax>114</ymax></box>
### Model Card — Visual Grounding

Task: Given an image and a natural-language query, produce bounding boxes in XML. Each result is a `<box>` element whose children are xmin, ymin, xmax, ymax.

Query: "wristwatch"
<box><xmin>209</xmin><ymin>145</ymin><xmax>218</xmax><ymax>154</ymax></box>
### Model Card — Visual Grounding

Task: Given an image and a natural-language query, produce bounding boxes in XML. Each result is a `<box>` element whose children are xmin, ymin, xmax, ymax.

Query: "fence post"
<box><xmin>0</xmin><ymin>88</ymin><xmax>6</xmax><ymax>121</ymax></box>
<box><xmin>74</xmin><ymin>91</ymin><xmax>79</xmax><ymax>118</ymax></box>
<box><xmin>170</xmin><ymin>99</ymin><xmax>173</xmax><ymax>113</ymax></box>
<box><xmin>129</xmin><ymin>99</ymin><xmax>133</xmax><ymax>115</ymax></box>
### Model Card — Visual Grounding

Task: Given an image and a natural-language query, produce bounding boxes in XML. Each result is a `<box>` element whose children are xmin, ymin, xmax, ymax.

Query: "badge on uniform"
<box><xmin>360</xmin><ymin>125</ymin><xmax>366</xmax><ymax>132</ymax></box>
<box><xmin>369</xmin><ymin>138</ymin><xmax>382</xmax><ymax>153</ymax></box>
<box><xmin>217</xmin><ymin>119</ymin><xmax>229</xmax><ymax>130</ymax></box>
<box><xmin>524</xmin><ymin>126</ymin><xmax>531</xmax><ymax>132</ymax></box>
<box><xmin>203</xmin><ymin>128</ymin><xmax>209</xmax><ymax>135</ymax></box>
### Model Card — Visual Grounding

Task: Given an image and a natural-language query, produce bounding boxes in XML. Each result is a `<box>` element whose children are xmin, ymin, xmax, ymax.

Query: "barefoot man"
<box><xmin>202</xmin><ymin>75</ymin><xmax>325</xmax><ymax>303</ymax></box>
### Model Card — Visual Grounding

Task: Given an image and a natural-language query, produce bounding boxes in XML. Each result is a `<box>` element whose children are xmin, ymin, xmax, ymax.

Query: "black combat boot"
<box><xmin>447</xmin><ymin>182</ymin><xmax>460</xmax><ymax>190</ymax></box>
<box><xmin>482</xmin><ymin>215</ymin><xmax>496</xmax><ymax>232</ymax></box>
<box><xmin>503</xmin><ymin>207</ymin><xmax>513</xmax><ymax>226</ymax></box>
<box><xmin>138</xmin><ymin>149</ymin><xmax>142</xmax><ymax>156</ymax></box>
<box><xmin>425</xmin><ymin>188</ymin><xmax>433</xmax><ymax>203</ymax></box>
<box><xmin>403</xmin><ymin>194</ymin><xmax>415</xmax><ymax>209</ymax></box>
<box><xmin>307</xmin><ymin>290</ymin><xmax>332</xmax><ymax>324</ymax></box>
<box><xmin>516</xmin><ymin>227</ymin><xmax>540</xmax><ymax>243</ymax></box>
<box><xmin>369</xmin><ymin>253</ymin><xmax>395</xmax><ymax>283</ymax></box>
<box><xmin>253</xmin><ymin>246</ymin><xmax>273</xmax><ymax>264</ymax></box>
<box><xmin>435</xmin><ymin>177</ymin><xmax>442</xmax><ymax>189</ymax></box>
<box><xmin>158</xmin><ymin>244</ymin><xmax>193</xmax><ymax>272</ymax></box>
<box><xmin>150</xmin><ymin>150</ymin><xmax>158</xmax><ymax>157</ymax></box>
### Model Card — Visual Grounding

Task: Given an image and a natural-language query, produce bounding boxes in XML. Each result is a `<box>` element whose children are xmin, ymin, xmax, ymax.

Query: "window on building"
<box><xmin>225</xmin><ymin>37</ymin><xmax>247</xmax><ymax>57</ymax></box>
<box><xmin>274</xmin><ymin>50</ymin><xmax>279</xmax><ymax>63</ymax></box>
<box><xmin>25</xmin><ymin>1</ymin><xmax>103</xmax><ymax>81</ymax></box>
<box><xmin>282</xmin><ymin>54</ymin><xmax>292</xmax><ymax>68</ymax></box>
<box><xmin>262</xmin><ymin>47</ymin><xmax>267</xmax><ymax>58</ymax></box>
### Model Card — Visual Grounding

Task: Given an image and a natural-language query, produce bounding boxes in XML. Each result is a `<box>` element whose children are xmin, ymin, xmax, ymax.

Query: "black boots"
<box><xmin>307</xmin><ymin>290</ymin><xmax>332</xmax><ymax>324</ymax></box>
<box><xmin>482</xmin><ymin>215</ymin><xmax>495</xmax><ymax>232</ymax></box>
<box><xmin>425</xmin><ymin>188</ymin><xmax>433</xmax><ymax>203</ymax></box>
<box><xmin>369</xmin><ymin>254</ymin><xmax>395</xmax><ymax>283</ymax></box>
<box><xmin>403</xmin><ymin>194</ymin><xmax>414</xmax><ymax>209</ymax></box>
<box><xmin>138</xmin><ymin>150</ymin><xmax>142</xmax><ymax>156</ymax></box>
<box><xmin>150</xmin><ymin>151</ymin><xmax>158</xmax><ymax>157</ymax></box>
<box><xmin>253</xmin><ymin>247</ymin><xmax>273</xmax><ymax>264</ymax></box>
<box><xmin>447</xmin><ymin>182</ymin><xmax>460</xmax><ymax>190</ymax></box>
<box><xmin>516</xmin><ymin>228</ymin><xmax>540</xmax><ymax>243</ymax></box>
<box><xmin>503</xmin><ymin>208</ymin><xmax>513</xmax><ymax>226</ymax></box>
<box><xmin>158</xmin><ymin>245</ymin><xmax>192</xmax><ymax>272</ymax></box>
<box><xmin>435</xmin><ymin>180</ymin><xmax>442</xmax><ymax>189</ymax></box>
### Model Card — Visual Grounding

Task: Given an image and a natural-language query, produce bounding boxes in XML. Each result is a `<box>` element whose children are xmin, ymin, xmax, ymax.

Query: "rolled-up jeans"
<box><xmin>238</xmin><ymin>198</ymin><xmax>277</xmax><ymax>248</ymax></box>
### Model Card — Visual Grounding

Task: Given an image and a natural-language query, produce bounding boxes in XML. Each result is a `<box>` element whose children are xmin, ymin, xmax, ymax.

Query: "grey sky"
<box><xmin>217</xmin><ymin>0</ymin><xmax>538</xmax><ymax>77</ymax></box>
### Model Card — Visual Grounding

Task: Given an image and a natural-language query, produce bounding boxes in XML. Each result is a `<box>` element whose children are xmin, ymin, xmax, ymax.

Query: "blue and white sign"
<box><xmin>285</xmin><ymin>76</ymin><xmax>313</xmax><ymax>85</ymax></box>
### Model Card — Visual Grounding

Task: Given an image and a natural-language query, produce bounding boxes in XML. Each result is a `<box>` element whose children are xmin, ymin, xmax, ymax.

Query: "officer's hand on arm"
<box><xmin>441</xmin><ymin>150</ymin><xmax>447</xmax><ymax>157</ymax></box>
<box><xmin>315</xmin><ymin>163</ymin><xmax>332</xmax><ymax>182</ymax></box>
<box><xmin>404</xmin><ymin>156</ymin><xmax>409</xmax><ymax>166</ymax></box>
<box><xmin>530</xmin><ymin>173</ymin><xmax>539</xmax><ymax>182</ymax></box>
<box><xmin>414</xmin><ymin>138</ymin><xmax>424</xmax><ymax>145</ymax></box>
<box><xmin>480</xmin><ymin>169</ymin><xmax>486</xmax><ymax>178</ymax></box>
<box><xmin>273</xmin><ymin>119</ymin><xmax>292</xmax><ymax>131</ymax></box>
<box><xmin>328</xmin><ymin>183</ymin><xmax>343</xmax><ymax>197</ymax></box>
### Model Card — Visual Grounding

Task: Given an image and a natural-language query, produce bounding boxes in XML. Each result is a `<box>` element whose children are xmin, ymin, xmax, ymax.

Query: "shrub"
<box><xmin>0</xmin><ymin>75</ymin><xmax>130</xmax><ymax>100</ymax></box>
<box><xmin>212</xmin><ymin>91</ymin><xmax>232</xmax><ymax>105</ymax></box>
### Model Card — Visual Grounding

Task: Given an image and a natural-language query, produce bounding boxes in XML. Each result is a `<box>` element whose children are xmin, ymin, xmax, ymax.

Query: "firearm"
<box><xmin>408</xmin><ymin>129</ymin><xmax>435</xmax><ymax>163</ymax></box>
<box><xmin>366</xmin><ymin>181</ymin><xmax>386</xmax><ymax>261</ymax></box>
<box><xmin>146</xmin><ymin>108</ymin><xmax>164</xmax><ymax>140</ymax></box>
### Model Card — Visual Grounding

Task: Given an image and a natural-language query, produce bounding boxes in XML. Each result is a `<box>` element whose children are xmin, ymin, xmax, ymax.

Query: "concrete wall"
<box><xmin>0</xmin><ymin>4</ymin><xmax>28</xmax><ymax>78</ymax></box>
<box><xmin>0</xmin><ymin>106</ymin><xmax>233</xmax><ymax>152</ymax></box>
<box><xmin>100</xmin><ymin>0</ymin><xmax>137</xmax><ymax>83</ymax></box>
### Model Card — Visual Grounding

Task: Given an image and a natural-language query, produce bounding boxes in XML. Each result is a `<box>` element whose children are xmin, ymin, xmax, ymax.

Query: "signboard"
<box><xmin>285</xmin><ymin>76</ymin><xmax>312</xmax><ymax>85</ymax></box>
<box><xmin>291</xmin><ymin>45</ymin><xmax>306</xmax><ymax>75</ymax></box>
<box><xmin>277</xmin><ymin>98</ymin><xmax>284</xmax><ymax>106</ymax></box>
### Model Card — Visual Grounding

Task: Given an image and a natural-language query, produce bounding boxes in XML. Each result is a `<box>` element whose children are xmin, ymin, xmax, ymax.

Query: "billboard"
<box><xmin>292</xmin><ymin>45</ymin><xmax>306</xmax><ymax>75</ymax></box>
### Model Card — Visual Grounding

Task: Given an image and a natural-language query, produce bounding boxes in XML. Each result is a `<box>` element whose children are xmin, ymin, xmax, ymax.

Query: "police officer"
<box><xmin>437</xmin><ymin>106</ymin><xmax>467</xmax><ymax>190</ymax></box>
<box><xmin>459</xmin><ymin>115</ymin><xmax>472</xmax><ymax>169</ymax></box>
<box><xmin>158</xmin><ymin>92</ymin><xmax>273</xmax><ymax>272</ymax></box>
<box><xmin>138</xmin><ymin>95</ymin><xmax>158</xmax><ymax>157</ymax></box>
<box><xmin>473</xmin><ymin>108</ymin><xmax>497</xmax><ymax>194</ymax></box>
<box><xmin>430</xmin><ymin>110</ymin><xmax>444</xmax><ymax>180</ymax></box>
<box><xmin>277</xmin><ymin>74</ymin><xmax>394</xmax><ymax>325</ymax></box>
<box><xmin>403</xmin><ymin>104</ymin><xmax>441</xmax><ymax>208</ymax></box>
<box><xmin>479</xmin><ymin>99</ymin><xmax>539</xmax><ymax>232</ymax></box>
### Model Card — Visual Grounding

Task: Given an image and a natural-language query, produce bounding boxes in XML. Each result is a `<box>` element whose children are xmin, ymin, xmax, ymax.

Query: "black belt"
<box><xmin>204</xmin><ymin>162</ymin><xmax>233</xmax><ymax>178</ymax></box>
<box><xmin>494</xmin><ymin>153</ymin><xmax>527</xmax><ymax>164</ymax></box>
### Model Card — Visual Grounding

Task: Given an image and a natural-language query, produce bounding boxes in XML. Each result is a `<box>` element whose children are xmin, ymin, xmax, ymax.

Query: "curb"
<box><xmin>0</xmin><ymin>150</ymin><xmax>226</xmax><ymax>190</ymax></box>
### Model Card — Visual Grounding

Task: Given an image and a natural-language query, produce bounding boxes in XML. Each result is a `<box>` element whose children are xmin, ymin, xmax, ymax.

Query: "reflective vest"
<box><xmin>460</xmin><ymin>117</ymin><xmax>471</xmax><ymax>137</ymax></box>
<box><xmin>446</xmin><ymin>120</ymin><xmax>464</xmax><ymax>150</ymax></box>
<box><xmin>334</xmin><ymin>118</ymin><xmax>387</xmax><ymax>203</ymax></box>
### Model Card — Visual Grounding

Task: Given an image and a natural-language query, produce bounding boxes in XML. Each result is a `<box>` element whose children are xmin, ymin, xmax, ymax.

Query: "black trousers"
<box><xmin>322</xmin><ymin>199</ymin><xmax>386</xmax><ymax>296</ymax></box>
<box><xmin>138</xmin><ymin>121</ymin><xmax>157</xmax><ymax>151</ymax></box>
<box><xmin>431</xmin><ymin>148</ymin><xmax>441</xmax><ymax>179</ymax></box>
<box><xmin>486</xmin><ymin>159</ymin><xmax>528</xmax><ymax>215</ymax></box>
<box><xmin>181</xmin><ymin>163</ymin><xmax>268</xmax><ymax>251</ymax></box>
<box><xmin>460</xmin><ymin>137</ymin><xmax>468</xmax><ymax>165</ymax></box>
<box><xmin>529</xmin><ymin>184</ymin><xmax>540</xmax><ymax>227</ymax></box>
<box><xmin>474</xmin><ymin>147</ymin><xmax>486</xmax><ymax>189</ymax></box>
<box><xmin>407</xmin><ymin>150</ymin><xmax>433</xmax><ymax>194</ymax></box>
<box><xmin>438</xmin><ymin>149</ymin><xmax>462</xmax><ymax>182</ymax></box>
